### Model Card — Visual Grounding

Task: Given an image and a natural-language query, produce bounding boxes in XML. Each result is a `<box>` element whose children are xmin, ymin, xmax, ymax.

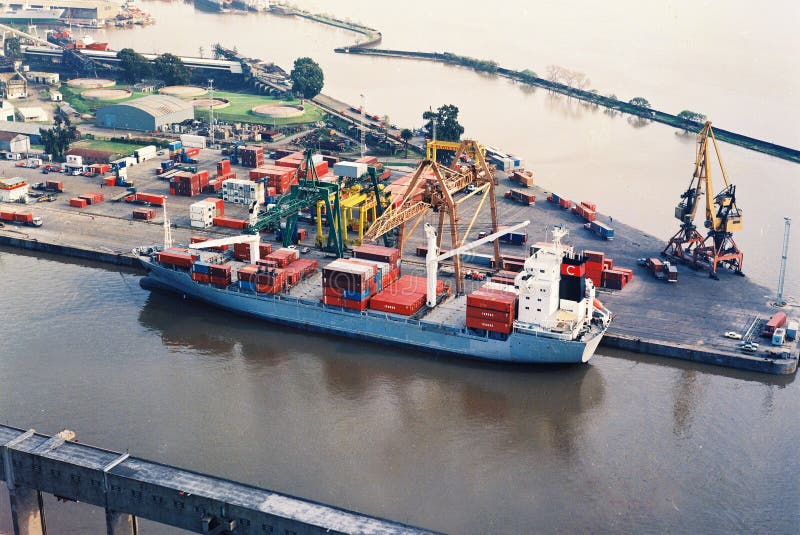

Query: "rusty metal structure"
<box><xmin>363</xmin><ymin>139</ymin><xmax>501</xmax><ymax>294</ymax></box>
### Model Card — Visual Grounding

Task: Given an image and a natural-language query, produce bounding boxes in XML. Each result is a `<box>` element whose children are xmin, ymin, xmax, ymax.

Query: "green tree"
<box><xmin>4</xmin><ymin>37</ymin><xmax>20</xmax><ymax>59</ymax></box>
<box><xmin>153</xmin><ymin>53</ymin><xmax>190</xmax><ymax>85</ymax></box>
<box><xmin>400</xmin><ymin>128</ymin><xmax>413</xmax><ymax>158</ymax></box>
<box><xmin>677</xmin><ymin>110</ymin><xmax>706</xmax><ymax>123</ymax></box>
<box><xmin>40</xmin><ymin>116</ymin><xmax>78</xmax><ymax>162</ymax></box>
<box><xmin>117</xmin><ymin>48</ymin><xmax>151</xmax><ymax>83</ymax></box>
<box><xmin>422</xmin><ymin>104</ymin><xmax>464</xmax><ymax>142</ymax></box>
<box><xmin>290</xmin><ymin>57</ymin><xmax>324</xmax><ymax>100</ymax></box>
<box><xmin>629</xmin><ymin>97</ymin><xmax>651</xmax><ymax>109</ymax></box>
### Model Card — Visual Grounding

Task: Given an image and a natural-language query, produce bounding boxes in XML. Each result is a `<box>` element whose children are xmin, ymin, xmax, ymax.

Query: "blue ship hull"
<box><xmin>141</xmin><ymin>258</ymin><xmax>605</xmax><ymax>364</ymax></box>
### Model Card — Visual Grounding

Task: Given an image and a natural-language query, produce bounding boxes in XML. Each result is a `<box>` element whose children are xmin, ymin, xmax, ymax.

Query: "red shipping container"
<box><xmin>466</xmin><ymin>316</ymin><xmax>513</xmax><ymax>334</ymax></box>
<box><xmin>467</xmin><ymin>306</ymin><xmax>513</xmax><ymax>323</ymax></box>
<box><xmin>12</xmin><ymin>212</ymin><xmax>33</xmax><ymax>224</ymax></box>
<box><xmin>190</xmin><ymin>236</ymin><xmax>229</xmax><ymax>251</ymax></box>
<box><xmin>213</xmin><ymin>217</ymin><xmax>248</xmax><ymax>230</ymax></box>
<box><xmin>191</xmin><ymin>272</ymin><xmax>210</xmax><ymax>283</ymax></box>
<box><xmin>132</xmin><ymin>208</ymin><xmax>155</xmax><ymax>220</ymax></box>
<box><xmin>324</xmin><ymin>287</ymin><xmax>344</xmax><ymax>298</ymax></box>
<box><xmin>344</xmin><ymin>298</ymin><xmax>369</xmax><ymax>311</ymax></box>
<box><xmin>559</xmin><ymin>197</ymin><xmax>572</xmax><ymax>209</ymax></box>
<box><xmin>369</xmin><ymin>291</ymin><xmax>425</xmax><ymax>316</ymax></box>
<box><xmin>0</xmin><ymin>210</ymin><xmax>15</xmax><ymax>220</ymax></box>
<box><xmin>69</xmin><ymin>198</ymin><xmax>87</xmax><ymax>208</ymax></box>
<box><xmin>580</xmin><ymin>201</ymin><xmax>597</xmax><ymax>211</ymax></box>
<box><xmin>355</xmin><ymin>156</ymin><xmax>379</xmax><ymax>165</ymax></box>
<box><xmin>155</xmin><ymin>251</ymin><xmax>195</xmax><ymax>269</ymax></box>
<box><xmin>323</xmin><ymin>295</ymin><xmax>345</xmax><ymax>307</ymax></box>
<box><xmin>136</xmin><ymin>193</ymin><xmax>166</xmax><ymax>206</ymax></box>
<box><xmin>467</xmin><ymin>290</ymin><xmax>516</xmax><ymax>314</ymax></box>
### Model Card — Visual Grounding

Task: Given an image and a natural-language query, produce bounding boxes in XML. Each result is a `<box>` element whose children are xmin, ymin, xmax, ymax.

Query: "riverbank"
<box><xmin>334</xmin><ymin>47</ymin><xmax>800</xmax><ymax>164</ymax></box>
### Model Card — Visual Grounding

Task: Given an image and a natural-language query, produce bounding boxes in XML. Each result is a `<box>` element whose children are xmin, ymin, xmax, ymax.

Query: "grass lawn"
<box><xmin>193</xmin><ymin>91</ymin><xmax>325</xmax><ymax>126</ymax></box>
<box><xmin>71</xmin><ymin>139</ymin><xmax>141</xmax><ymax>157</ymax></box>
<box><xmin>61</xmin><ymin>85</ymin><xmax>325</xmax><ymax>126</ymax></box>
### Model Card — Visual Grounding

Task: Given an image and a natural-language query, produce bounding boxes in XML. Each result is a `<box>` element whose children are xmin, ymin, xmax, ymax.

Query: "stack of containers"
<box><xmin>466</xmin><ymin>285</ymin><xmax>518</xmax><ymax>334</ymax></box>
<box><xmin>237</xmin><ymin>265</ymin><xmax>286</xmax><ymax>294</ymax></box>
<box><xmin>352</xmin><ymin>244</ymin><xmax>401</xmax><ymax>286</ymax></box>
<box><xmin>239</xmin><ymin>146</ymin><xmax>265</xmax><ymax>168</ymax></box>
<box><xmin>155</xmin><ymin>248</ymin><xmax>198</xmax><ymax>269</ymax></box>
<box><xmin>547</xmin><ymin>193</ymin><xmax>572</xmax><ymax>210</ymax></box>
<box><xmin>583</xmin><ymin>251</ymin><xmax>605</xmax><ymax>286</ymax></box>
<box><xmin>222</xmin><ymin>179</ymin><xmax>264</xmax><ymax>205</ymax></box>
<box><xmin>368</xmin><ymin>274</ymin><xmax>432</xmax><ymax>316</ymax></box>
<box><xmin>287</xmin><ymin>258</ymin><xmax>319</xmax><ymax>277</ymax></box>
<box><xmin>249</xmin><ymin>166</ymin><xmax>297</xmax><ymax>194</ymax></box>
<box><xmin>572</xmin><ymin>201</ymin><xmax>597</xmax><ymax>222</ymax></box>
<box><xmin>189</xmin><ymin>201</ymin><xmax>215</xmax><ymax>228</ymax></box>
<box><xmin>491</xmin><ymin>270</ymin><xmax>518</xmax><ymax>285</ymax></box>
<box><xmin>264</xmin><ymin>247</ymin><xmax>299</xmax><ymax>268</ymax></box>
<box><xmin>274</xmin><ymin>151</ymin><xmax>304</xmax><ymax>169</ymax></box>
<box><xmin>233</xmin><ymin>242</ymin><xmax>272</xmax><ymax>261</ymax></box>
<box><xmin>78</xmin><ymin>192</ymin><xmax>104</xmax><ymax>205</ymax></box>
<box><xmin>209</xmin><ymin>264</ymin><xmax>232</xmax><ymax>287</ymax></box>
<box><xmin>170</xmin><ymin>171</ymin><xmax>210</xmax><ymax>197</ymax></box>
<box><xmin>322</xmin><ymin>259</ymin><xmax>376</xmax><ymax>310</ymax></box>
<box><xmin>191</xmin><ymin>260</ymin><xmax>211</xmax><ymax>283</ymax></box>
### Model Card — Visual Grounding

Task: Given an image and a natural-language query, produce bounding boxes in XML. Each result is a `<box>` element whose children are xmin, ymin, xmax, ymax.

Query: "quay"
<box><xmin>0</xmin><ymin>150</ymin><xmax>796</xmax><ymax>375</ymax></box>
<box><xmin>0</xmin><ymin>424</ymin><xmax>437</xmax><ymax>535</ymax></box>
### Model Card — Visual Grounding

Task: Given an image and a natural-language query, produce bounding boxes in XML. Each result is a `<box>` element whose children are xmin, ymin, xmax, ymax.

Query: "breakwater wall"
<box><xmin>602</xmin><ymin>333</ymin><xmax>797</xmax><ymax>375</ymax></box>
<box><xmin>0</xmin><ymin>234</ymin><xmax>142</xmax><ymax>269</ymax></box>
<box><xmin>335</xmin><ymin>47</ymin><xmax>800</xmax><ymax>164</ymax></box>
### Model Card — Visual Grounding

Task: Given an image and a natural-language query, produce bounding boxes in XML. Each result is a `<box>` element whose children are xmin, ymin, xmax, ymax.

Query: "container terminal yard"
<box><xmin>0</xmin><ymin>136</ymin><xmax>796</xmax><ymax>375</ymax></box>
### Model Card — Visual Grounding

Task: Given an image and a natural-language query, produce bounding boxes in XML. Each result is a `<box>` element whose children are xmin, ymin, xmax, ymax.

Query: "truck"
<box><xmin>123</xmin><ymin>192</ymin><xmax>166</xmax><ymax>206</ymax></box>
<box><xmin>504</xmin><ymin>189</ymin><xmax>535</xmax><ymax>205</ymax></box>
<box><xmin>509</xmin><ymin>170</ymin><xmax>534</xmax><ymax>188</ymax></box>
<box><xmin>637</xmin><ymin>257</ymin><xmax>677</xmax><ymax>282</ymax></box>
<box><xmin>772</xmin><ymin>328</ymin><xmax>786</xmax><ymax>346</ymax></box>
<box><xmin>585</xmin><ymin>220</ymin><xmax>614</xmax><ymax>240</ymax></box>
<box><xmin>0</xmin><ymin>210</ymin><xmax>43</xmax><ymax>227</ymax></box>
<box><xmin>762</xmin><ymin>311</ymin><xmax>787</xmax><ymax>337</ymax></box>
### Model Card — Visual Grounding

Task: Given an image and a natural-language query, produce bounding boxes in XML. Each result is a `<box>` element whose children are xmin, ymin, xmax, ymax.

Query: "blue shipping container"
<box><xmin>192</xmin><ymin>261</ymin><xmax>211</xmax><ymax>274</ymax></box>
<box><xmin>590</xmin><ymin>221</ymin><xmax>615</xmax><ymax>239</ymax></box>
<box><xmin>239</xmin><ymin>280</ymin><xmax>255</xmax><ymax>291</ymax></box>
<box><xmin>343</xmin><ymin>288</ymin><xmax>371</xmax><ymax>301</ymax></box>
<box><xmin>168</xmin><ymin>141</ymin><xmax>182</xmax><ymax>151</ymax></box>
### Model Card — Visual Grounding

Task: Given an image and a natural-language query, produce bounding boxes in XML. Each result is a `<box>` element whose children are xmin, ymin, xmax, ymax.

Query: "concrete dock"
<box><xmin>0</xmin><ymin>150</ymin><xmax>796</xmax><ymax>374</ymax></box>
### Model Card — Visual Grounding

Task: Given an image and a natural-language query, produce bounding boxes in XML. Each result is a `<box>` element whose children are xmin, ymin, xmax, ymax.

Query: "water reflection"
<box><xmin>137</xmin><ymin>286</ymin><xmax>607</xmax><ymax>460</ymax></box>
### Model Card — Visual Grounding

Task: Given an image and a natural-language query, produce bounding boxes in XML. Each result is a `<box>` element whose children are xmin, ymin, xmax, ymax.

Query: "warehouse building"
<box><xmin>0</xmin><ymin>121</ymin><xmax>44</xmax><ymax>144</ymax></box>
<box><xmin>95</xmin><ymin>95</ymin><xmax>194</xmax><ymax>132</ymax></box>
<box><xmin>0</xmin><ymin>131</ymin><xmax>30</xmax><ymax>153</ymax></box>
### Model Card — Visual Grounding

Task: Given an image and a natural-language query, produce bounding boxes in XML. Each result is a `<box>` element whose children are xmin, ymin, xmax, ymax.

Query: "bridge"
<box><xmin>1</xmin><ymin>424</ymin><xmax>438</xmax><ymax>535</ymax></box>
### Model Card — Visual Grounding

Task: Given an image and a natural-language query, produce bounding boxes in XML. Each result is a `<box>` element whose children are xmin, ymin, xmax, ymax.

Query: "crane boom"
<box><xmin>424</xmin><ymin>220</ymin><xmax>529</xmax><ymax>307</ymax></box>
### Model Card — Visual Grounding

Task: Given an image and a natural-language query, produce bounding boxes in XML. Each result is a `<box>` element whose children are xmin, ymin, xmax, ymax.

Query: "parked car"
<box><xmin>724</xmin><ymin>331</ymin><xmax>742</xmax><ymax>339</ymax></box>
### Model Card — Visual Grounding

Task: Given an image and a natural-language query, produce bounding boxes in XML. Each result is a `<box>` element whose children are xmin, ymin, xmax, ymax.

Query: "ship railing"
<box><xmin>512</xmin><ymin>322</ymin><xmax>574</xmax><ymax>341</ymax></box>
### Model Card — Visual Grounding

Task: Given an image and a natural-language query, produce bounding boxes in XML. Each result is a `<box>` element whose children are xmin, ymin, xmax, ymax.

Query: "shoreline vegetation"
<box><xmin>264</xmin><ymin>4</ymin><xmax>798</xmax><ymax>164</ymax></box>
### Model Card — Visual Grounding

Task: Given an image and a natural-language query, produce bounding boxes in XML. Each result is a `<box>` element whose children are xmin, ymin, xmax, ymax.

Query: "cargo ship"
<box><xmin>138</xmin><ymin>225</ymin><xmax>612</xmax><ymax>364</ymax></box>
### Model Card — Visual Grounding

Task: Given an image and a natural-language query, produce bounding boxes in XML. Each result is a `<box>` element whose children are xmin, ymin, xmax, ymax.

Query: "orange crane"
<box><xmin>663</xmin><ymin>121</ymin><xmax>744</xmax><ymax>279</ymax></box>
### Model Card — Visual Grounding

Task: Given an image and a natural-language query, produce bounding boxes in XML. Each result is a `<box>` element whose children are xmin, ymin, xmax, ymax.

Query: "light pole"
<box><xmin>207</xmin><ymin>79</ymin><xmax>214</xmax><ymax>148</ymax></box>
<box><xmin>360</xmin><ymin>93</ymin><xmax>365</xmax><ymax>158</ymax></box>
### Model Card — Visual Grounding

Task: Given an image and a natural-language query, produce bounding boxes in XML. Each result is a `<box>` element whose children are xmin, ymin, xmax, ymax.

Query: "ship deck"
<box><xmin>0</xmin><ymin>149</ymin><xmax>796</xmax><ymax>373</ymax></box>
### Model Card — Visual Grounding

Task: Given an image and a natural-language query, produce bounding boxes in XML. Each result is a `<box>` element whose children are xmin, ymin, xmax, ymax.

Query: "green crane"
<box><xmin>245</xmin><ymin>149</ymin><xmax>346</xmax><ymax>257</ymax></box>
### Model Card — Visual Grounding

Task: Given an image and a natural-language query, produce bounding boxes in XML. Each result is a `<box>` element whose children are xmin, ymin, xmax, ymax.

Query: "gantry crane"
<box><xmin>363</xmin><ymin>139</ymin><xmax>501</xmax><ymax>295</ymax></box>
<box><xmin>663</xmin><ymin>121</ymin><xmax>744</xmax><ymax>279</ymax></box>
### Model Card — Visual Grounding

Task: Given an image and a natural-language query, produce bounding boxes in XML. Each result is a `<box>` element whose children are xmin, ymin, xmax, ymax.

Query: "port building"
<box><xmin>0</xmin><ymin>121</ymin><xmax>44</xmax><ymax>144</ymax></box>
<box><xmin>95</xmin><ymin>95</ymin><xmax>194</xmax><ymax>131</ymax></box>
<box><xmin>0</xmin><ymin>131</ymin><xmax>30</xmax><ymax>153</ymax></box>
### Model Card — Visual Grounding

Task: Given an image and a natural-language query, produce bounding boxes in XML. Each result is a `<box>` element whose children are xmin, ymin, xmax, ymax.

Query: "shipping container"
<box><xmin>588</xmin><ymin>220</ymin><xmax>614</xmax><ymax>240</ymax></box>
<box><xmin>466</xmin><ymin>316</ymin><xmax>513</xmax><ymax>334</ymax></box>
<box><xmin>786</xmin><ymin>321</ymin><xmax>798</xmax><ymax>340</ymax></box>
<box><xmin>132</xmin><ymin>208</ymin><xmax>155</xmax><ymax>220</ymax></box>
<box><xmin>69</xmin><ymin>198</ymin><xmax>87</xmax><ymax>208</ymax></box>
<box><xmin>763</xmin><ymin>312</ymin><xmax>787</xmax><ymax>337</ymax></box>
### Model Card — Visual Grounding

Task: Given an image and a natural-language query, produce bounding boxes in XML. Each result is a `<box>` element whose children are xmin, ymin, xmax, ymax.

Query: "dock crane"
<box><xmin>363</xmin><ymin>139</ymin><xmax>501</xmax><ymax>295</ymax></box>
<box><xmin>663</xmin><ymin>121</ymin><xmax>744</xmax><ymax>279</ymax></box>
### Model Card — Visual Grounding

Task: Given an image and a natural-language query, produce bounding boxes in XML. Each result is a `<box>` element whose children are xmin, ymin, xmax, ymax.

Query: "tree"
<box><xmin>153</xmin><ymin>53</ymin><xmax>190</xmax><ymax>85</ymax></box>
<box><xmin>117</xmin><ymin>48</ymin><xmax>151</xmax><ymax>83</ymax></box>
<box><xmin>40</xmin><ymin>116</ymin><xmax>79</xmax><ymax>162</ymax></box>
<box><xmin>400</xmin><ymin>128</ymin><xmax>413</xmax><ymax>158</ymax></box>
<box><xmin>677</xmin><ymin>110</ymin><xmax>706</xmax><ymax>123</ymax></box>
<box><xmin>4</xmin><ymin>37</ymin><xmax>20</xmax><ymax>60</ymax></box>
<box><xmin>629</xmin><ymin>97</ymin><xmax>652</xmax><ymax>109</ymax></box>
<box><xmin>422</xmin><ymin>104</ymin><xmax>464</xmax><ymax>143</ymax></box>
<box><xmin>290</xmin><ymin>57</ymin><xmax>324</xmax><ymax>100</ymax></box>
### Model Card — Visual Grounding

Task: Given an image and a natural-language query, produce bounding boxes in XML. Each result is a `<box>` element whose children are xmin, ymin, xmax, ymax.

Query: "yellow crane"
<box><xmin>663</xmin><ymin>121</ymin><xmax>744</xmax><ymax>279</ymax></box>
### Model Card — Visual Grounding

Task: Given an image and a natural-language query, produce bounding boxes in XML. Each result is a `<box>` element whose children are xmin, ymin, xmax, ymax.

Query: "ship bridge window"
<box><xmin>540</xmin><ymin>269</ymin><xmax>545</xmax><ymax>273</ymax></box>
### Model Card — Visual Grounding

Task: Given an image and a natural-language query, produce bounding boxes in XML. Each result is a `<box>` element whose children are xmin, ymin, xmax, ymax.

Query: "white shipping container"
<box><xmin>333</xmin><ymin>161</ymin><xmax>367</xmax><ymax>179</ymax></box>
<box><xmin>786</xmin><ymin>321</ymin><xmax>798</xmax><ymax>340</ymax></box>
<box><xmin>311</xmin><ymin>154</ymin><xmax>323</xmax><ymax>164</ymax></box>
<box><xmin>180</xmin><ymin>134</ymin><xmax>207</xmax><ymax>149</ymax></box>
<box><xmin>190</xmin><ymin>220</ymin><xmax>212</xmax><ymax>228</ymax></box>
